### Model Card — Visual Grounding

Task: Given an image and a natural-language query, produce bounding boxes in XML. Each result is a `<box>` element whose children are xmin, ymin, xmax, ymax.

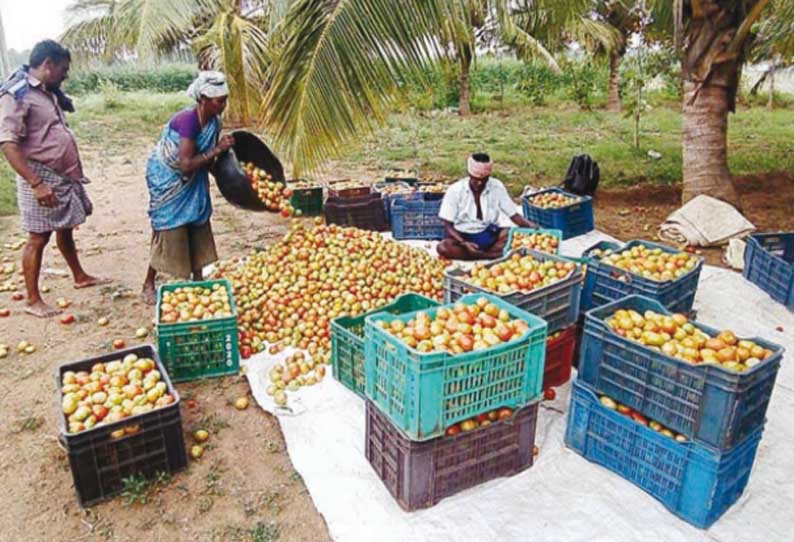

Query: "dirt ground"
<box><xmin>0</xmin><ymin>136</ymin><xmax>792</xmax><ymax>542</ymax></box>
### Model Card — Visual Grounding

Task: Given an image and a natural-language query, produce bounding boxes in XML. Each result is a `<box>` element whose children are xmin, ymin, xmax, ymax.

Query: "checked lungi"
<box><xmin>16</xmin><ymin>161</ymin><xmax>93</xmax><ymax>234</ymax></box>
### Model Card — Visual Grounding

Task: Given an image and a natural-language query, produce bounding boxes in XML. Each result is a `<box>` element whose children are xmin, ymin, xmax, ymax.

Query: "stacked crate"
<box><xmin>566</xmin><ymin>294</ymin><xmax>785</xmax><ymax>528</ymax></box>
<box><xmin>362</xmin><ymin>293</ymin><xmax>548</xmax><ymax>510</ymax></box>
<box><xmin>445</xmin><ymin>248</ymin><xmax>584</xmax><ymax>390</ymax></box>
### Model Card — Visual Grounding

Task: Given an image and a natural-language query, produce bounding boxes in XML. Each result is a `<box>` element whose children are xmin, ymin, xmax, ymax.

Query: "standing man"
<box><xmin>437</xmin><ymin>152</ymin><xmax>537</xmax><ymax>260</ymax></box>
<box><xmin>0</xmin><ymin>40</ymin><xmax>109</xmax><ymax>317</ymax></box>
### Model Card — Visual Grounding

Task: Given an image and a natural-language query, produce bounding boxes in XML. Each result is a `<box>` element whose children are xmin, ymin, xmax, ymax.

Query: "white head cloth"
<box><xmin>187</xmin><ymin>71</ymin><xmax>229</xmax><ymax>101</ymax></box>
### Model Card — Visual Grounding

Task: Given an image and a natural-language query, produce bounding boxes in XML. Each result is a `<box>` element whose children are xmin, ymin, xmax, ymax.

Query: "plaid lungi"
<box><xmin>17</xmin><ymin>162</ymin><xmax>93</xmax><ymax>234</ymax></box>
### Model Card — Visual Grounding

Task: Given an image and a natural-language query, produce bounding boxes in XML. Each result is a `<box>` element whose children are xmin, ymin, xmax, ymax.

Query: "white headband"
<box><xmin>187</xmin><ymin>71</ymin><xmax>229</xmax><ymax>101</ymax></box>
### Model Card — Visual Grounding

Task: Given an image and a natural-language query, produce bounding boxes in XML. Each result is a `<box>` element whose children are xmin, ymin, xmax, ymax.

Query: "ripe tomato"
<box><xmin>240</xmin><ymin>346</ymin><xmax>252</xmax><ymax>359</ymax></box>
<box><xmin>445</xmin><ymin>424</ymin><xmax>461</xmax><ymax>437</ymax></box>
<box><xmin>497</xmin><ymin>407</ymin><xmax>513</xmax><ymax>420</ymax></box>
<box><xmin>186</xmin><ymin>399</ymin><xmax>197</xmax><ymax>409</ymax></box>
<box><xmin>543</xmin><ymin>388</ymin><xmax>556</xmax><ymax>401</ymax></box>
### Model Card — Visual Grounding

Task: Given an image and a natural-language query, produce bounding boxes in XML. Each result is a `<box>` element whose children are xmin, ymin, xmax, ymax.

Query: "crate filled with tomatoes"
<box><xmin>364</xmin><ymin>293</ymin><xmax>547</xmax><ymax>441</ymax></box>
<box><xmin>444</xmin><ymin>247</ymin><xmax>583</xmax><ymax>334</ymax></box>
<box><xmin>580</xmin><ymin>239</ymin><xmax>703</xmax><ymax>315</ymax></box>
<box><xmin>155</xmin><ymin>279</ymin><xmax>240</xmax><ymax>382</ymax></box>
<box><xmin>521</xmin><ymin>187</ymin><xmax>594</xmax><ymax>239</ymax></box>
<box><xmin>57</xmin><ymin>345</ymin><xmax>187</xmax><ymax>506</ymax></box>
<box><xmin>579</xmin><ymin>295</ymin><xmax>784</xmax><ymax>450</ymax></box>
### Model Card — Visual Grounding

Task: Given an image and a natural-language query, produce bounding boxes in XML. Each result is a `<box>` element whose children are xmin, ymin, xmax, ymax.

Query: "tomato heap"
<box><xmin>445</xmin><ymin>407</ymin><xmax>514</xmax><ymax>436</ymax></box>
<box><xmin>590</xmin><ymin>244</ymin><xmax>699</xmax><ymax>282</ymax></box>
<box><xmin>241</xmin><ymin>161</ymin><xmax>295</xmax><ymax>217</ymax></box>
<box><xmin>378</xmin><ymin>297</ymin><xmax>530</xmax><ymax>354</ymax></box>
<box><xmin>377</xmin><ymin>184</ymin><xmax>415</xmax><ymax>196</ymax></box>
<box><xmin>528</xmin><ymin>191</ymin><xmax>580</xmax><ymax>209</ymax></box>
<box><xmin>60</xmin><ymin>353</ymin><xmax>175</xmax><ymax>434</ymax></box>
<box><xmin>607</xmin><ymin>309</ymin><xmax>774</xmax><ymax>372</ymax></box>
<box><xmin>159</xmin><ymin>284</ymin><xmax>233</xmax><ymax>324</ymax></box>
<box><xmin>509</xmin><ymin>231</ymin><xmax>559</xmax><ymax>253</ymax></box>
<box><xmin>266</xmin><ymin>351</ymin><xmax>327</xmax><ymax>406</ymax></box>
<box><xmin>599</xmin><ymin>395</ymin><xmax>687</xmax><ymax>442</ymax></box>
<box><xmin>212</xmin><ymin>221</ymin><xmax>448</xmax><ymax>361</ymax></box>
<box><xmin>466</xmin><ymin>253</ymin><xmax>577</xmax><ymax>294</ymax></box>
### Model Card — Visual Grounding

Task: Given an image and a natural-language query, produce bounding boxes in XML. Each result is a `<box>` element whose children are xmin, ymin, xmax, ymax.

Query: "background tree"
<box><xmin>61</xmin><ymin>0</ymin><xmax>273</xmax><ymax>124</ymax></box>
<box><xmin>747</xmin><ymin>11</ymin><xmax>794</xmax><ymax>109</ymax></box>
<box><xmin>592</xmin><ymin>1</ymin><xmax>641</xmax><ymax>111</ymax></box>
<box><xmin>650</xmin><ymin>0</ymin><xmax>794</xmax><ymax>207</ymax></box>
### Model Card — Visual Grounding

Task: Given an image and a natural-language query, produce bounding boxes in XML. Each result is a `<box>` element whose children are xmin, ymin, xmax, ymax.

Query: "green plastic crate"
<box><xmin>504</xmin><ymin>228</ymin><xmax>563</xmax><ymax>256</ymax></box>
<box><xmin>289</xmin><ymin>182</ymin><xmax>323</xmax><ymax>216</ymax></box>
<box><xmin>364</xmin><ymin>293</ymin><xmax>548</xmax><ymax>441</ymax></box>
<box><xmin>331</xmin><ymin>293</ymin><xmax>440</xmax><ymax>396</ymax></box>
<box><xmin>155</xmin><ymin>279</ymin><xmax>240</xmax><ymax>383</ymax></box>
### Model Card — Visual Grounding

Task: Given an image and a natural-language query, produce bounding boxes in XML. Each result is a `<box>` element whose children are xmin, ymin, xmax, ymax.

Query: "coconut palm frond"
<box><xmin>195</xmin><ymin>9</ymin><xmax>271</xmax><ymax>124</ymax></box>
<box><xmin>261</xmin><ymin>0</ymin><xmax>451</xmax><ymax>175</ymax></box>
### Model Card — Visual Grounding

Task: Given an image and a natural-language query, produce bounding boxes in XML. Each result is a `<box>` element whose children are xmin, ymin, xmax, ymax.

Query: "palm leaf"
<box><xmin>261</xmin><ymin>0</ymin><xmax>452</xmax><ymax>175</ymax></box>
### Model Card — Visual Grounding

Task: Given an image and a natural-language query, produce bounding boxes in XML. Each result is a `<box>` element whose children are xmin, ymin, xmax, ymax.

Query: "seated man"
<box><xmin>437</xmin><ymin>153</ymin><xmax>536</xmax><ymax>260</ymax></box>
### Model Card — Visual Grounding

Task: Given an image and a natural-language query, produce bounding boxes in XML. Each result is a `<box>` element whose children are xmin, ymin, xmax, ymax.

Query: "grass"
<box><xmin>1</xmin><ymin>88</ymin><xmax>792</xmax><ymax>215</ymax></box>
<box><xmin>338</xmin><ymin>104</ymin><xmax>794</xmax><ymax>195</ymax></box>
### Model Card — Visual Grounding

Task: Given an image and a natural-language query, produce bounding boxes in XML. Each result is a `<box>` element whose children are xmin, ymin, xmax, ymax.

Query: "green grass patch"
<box><xmin>340</xmin><ymin>105</ymin><xmax>794</xmax><ymax>195</ymax></box>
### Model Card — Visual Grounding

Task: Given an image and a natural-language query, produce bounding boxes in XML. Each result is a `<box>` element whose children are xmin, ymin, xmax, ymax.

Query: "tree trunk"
<box><xmin>459</xmin><ymin>44</ymin><xmax>472</xmax><ymax>116</ymax></box>
<box><xmin>680</xmin><ymin>5</ymin><xmax>744</xmax><ymax>209</ymax></box>
<box><xmin>767</xmin><ymin>65</ymin><xmax>775</xmax><ymax>111</ymax></box>
<box><xmin>681</xmin><ymin>81</ymin><xmax>740</xmax><ymax>207</ymax></box>
<box><xmin>607</xmin><ymin>52</ymin><xmax>622</xmax><ymax>112</ymax></box>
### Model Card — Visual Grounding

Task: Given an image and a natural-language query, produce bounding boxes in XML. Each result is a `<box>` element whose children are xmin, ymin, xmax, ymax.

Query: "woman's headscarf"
<box><xmin>186</xmin><ymin>71</ymin><xmax>229</xmax><ymax>101</ymax></box>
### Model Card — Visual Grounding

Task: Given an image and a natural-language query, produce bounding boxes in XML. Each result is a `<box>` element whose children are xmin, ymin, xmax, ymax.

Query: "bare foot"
<box><xmin>74</xmin><ymin>275</ymin><xmax>113</xmax><ymax>289</ymax></box>
<box><xmin>141</xmin><ymin>285</ymin><xmax>157</xmax><ymax>306</ymax></box>
<box><xmin>25</xmin><ymin>300</ymin><xmax>62</xmax><ymax>318</ymax></box>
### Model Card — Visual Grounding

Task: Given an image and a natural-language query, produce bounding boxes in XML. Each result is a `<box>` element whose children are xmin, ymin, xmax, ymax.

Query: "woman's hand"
<box><xmin>217</xmin><ymin>134</ymin><xmax>235</xmax><ymax>152</ymax></box>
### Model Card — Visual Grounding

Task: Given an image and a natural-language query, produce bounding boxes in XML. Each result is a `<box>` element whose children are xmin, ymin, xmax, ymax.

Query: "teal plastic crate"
<box><xmin>504</xmin><ymin>228</ymin><xmax>563</xmax><ymax>256</ymax></box>
<box><xmin>364</xmin><ymin>293</ymin><xmax>548</xmax><ymax>441</ymax></box>
<box><xmin>331</xmin><ymin>293</ymin><xmax>440</xmax><ymax>396</ymax></box>
<box><xmin>566</xmin><ymin>379</ymin><xmax>764</xmax><ymax>529</ymax></box>
<box><xmin>156</xmin><ymin>279</ymin><xmax>240</xmax><ymax>383</ymax></box>
<box><xmin>444</xmin><ymin>247</ymin><xmax>583</xmax><ymax>334</ymax></box>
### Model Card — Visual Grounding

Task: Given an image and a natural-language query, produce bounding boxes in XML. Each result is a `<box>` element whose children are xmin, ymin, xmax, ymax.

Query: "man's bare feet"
<box><xmin>24</xmin><ymin>300</ymin><xmax>62</xmax><ymax>318</ymax></box>
<box><xmin>142</xmin><ymin>285</ymin><xmax>157</xmax><ymax>306</ymax></box>
<box><xmin>74</xmin><ymin>275</ymin><xmax>113</xmax><ymax>289</ymax></box>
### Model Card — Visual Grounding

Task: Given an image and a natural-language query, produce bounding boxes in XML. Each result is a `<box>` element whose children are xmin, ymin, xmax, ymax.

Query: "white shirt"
<box><xmin>438</xmin><ymin>177</ymin><xmax>518</xmax><ymax>234</ymax></box>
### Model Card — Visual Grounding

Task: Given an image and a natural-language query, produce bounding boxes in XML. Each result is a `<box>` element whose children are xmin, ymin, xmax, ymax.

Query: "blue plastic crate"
<box><xmin>503</xmin><ymin>227</ymin><xmax>563</xmax><ymax>256</ymax></box>
<box><xmin>743</xmin><ymin>233</ymin><xmax>794</xmax><ymax>311</ymax></box>
<box><xmin>521</xmin><ymin>188</ymin><xmax>594</xmax><ymax>239</ymax></box>
<box><xmin>444</xmin><ymin>248</ymin><xmax>583</xmax><ymax>334</ymax></box>
<box><xmin>579</xmin><ymin>295</ymin><xmax>784</xmax><ymax>450</ymax></box>
<box><xmin>565</xmin><ymin>379</ymin><xmax>764</xmax><ymax>529</ymax></box>
<box><xmin>580</xmin><ymin>239</ymin><xmax>703</xmax><ymax>315</ymax></box>
<box><xmin>364</xmin><ymin>293</ymin><xmax>548</xmax><ymax>441</ymax></box>
<box><xmin>390</xmin><ymin>195</ymin><xmax>445</xmax><ymax>240</ymax></box>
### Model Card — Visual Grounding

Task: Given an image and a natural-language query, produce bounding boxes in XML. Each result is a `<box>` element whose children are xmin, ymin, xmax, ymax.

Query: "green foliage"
<box><xmin>64</xmin><ymin>63</ymin><xmax>197</xmax><ymax>96</ymax></box>
<box><xmin>559</xmin><ymin>58</ymin><xmax>606</xmax><ymax>110</ymax></box>
<box><xmin>516</xmin><ymin>61</ymin><xmax>559</xmax><ymax>105</ymax></box>
<box><xmin>0</xmin><ymin>160</ymin><xmax>16</xmax><ymax>216</ymax></box>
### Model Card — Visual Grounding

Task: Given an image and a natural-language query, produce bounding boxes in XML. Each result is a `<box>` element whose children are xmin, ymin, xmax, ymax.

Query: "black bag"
<box><xmin>562</xmin><ymin>154</ymin><xmax>600</xmax><ymax>197</ymax></box>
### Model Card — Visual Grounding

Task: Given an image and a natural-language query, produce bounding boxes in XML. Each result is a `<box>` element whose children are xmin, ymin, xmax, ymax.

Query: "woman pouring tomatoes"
<box><xmin>141</xmin><ymin>72</ymin><xmax>234</xmax><ymax>304</ymax></box>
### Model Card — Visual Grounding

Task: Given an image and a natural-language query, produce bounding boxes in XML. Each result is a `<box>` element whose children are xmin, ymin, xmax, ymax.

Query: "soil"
<box><xmin>0</xmin><ymin>136</ymin><xmax>791</xmax><ymax>542</ymax></box>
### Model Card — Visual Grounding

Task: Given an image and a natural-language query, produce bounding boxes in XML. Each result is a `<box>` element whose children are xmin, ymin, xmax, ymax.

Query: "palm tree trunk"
<box><xmin>607</xmin><ymin>52</ymin><xmax>621</xmax><ymax>112</ymax></box>
<box><xmin>681</xmin><ymin>80</ymin><xmax>740</xmax><ymax>207</ymax></box>
<box><xmin>459</xmin><ymin>44</ymin><xmax>472</xmax><ymax>116</ymax></box>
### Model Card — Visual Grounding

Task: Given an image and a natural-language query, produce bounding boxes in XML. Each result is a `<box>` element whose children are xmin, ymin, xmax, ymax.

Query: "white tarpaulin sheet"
<box><xmin>242</xmin><ymin>230</ymin><xmax>794</xmax><ymax>542</ymax></box>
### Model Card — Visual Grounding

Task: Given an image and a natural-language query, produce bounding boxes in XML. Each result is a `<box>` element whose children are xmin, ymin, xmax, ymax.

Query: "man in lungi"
<box><xmin>0</xmin><ymin>40</ymin><xmax>109</xmax><ymax>317</ymax></box>
<box><xmin>437</xmin><ymin>152</ymin><xmax>536</xmax><ymax>260</ymax></box>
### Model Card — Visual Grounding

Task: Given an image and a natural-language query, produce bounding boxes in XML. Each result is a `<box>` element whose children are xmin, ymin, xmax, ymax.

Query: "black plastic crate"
<box><xmin>365</xmin><ymin>400</ymin><xmax>538</xmax><ymax>511</ymax></box>
<box><xmin>324</xmin><ymin>193</ymin><xmax>389</xmax><ymax>231</ymax></box>
<box><xmin>57</xmin><ymin>345</ymin><xmax>187</xmax><ymax>507</ymax></box>
<box><xmin>743</xmin><ymin>233</ymin><xmax>794</xmax><ymax>311</ymax></box>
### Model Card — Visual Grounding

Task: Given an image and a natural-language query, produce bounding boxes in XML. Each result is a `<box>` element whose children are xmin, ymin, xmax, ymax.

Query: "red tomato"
<box><xmin>445</xmin><ymin>424</ymin><xmax>461</xmax><ymax>437</ymax></box>
<box><xmin>60</xmin><ymin>314</ymin><xmax>75</xmax><ymax>325</ymax></box>
<box><xmin>186</xmin><ymin>399</ymin><xmax>197</xmax><ymax>409</ymax></box>
<box><xmin>476</xmin><ymin>413</ymin><xmax>490</xmax><ymax>423</ymax></box>
<box><xmin>543</xmin><ymin>388</ymin><xmax>556</xmax><ymax>401</ymax></box>
<box><xmin>112</xmin><ymin>339</ymin><xmax>126</xmax><ymax>350</ymax></box>
<box><xmin>497</xmin><ymin>407</ymin><xmax>513</xmax><ymax>420</ymax></box>
<box><xmin>240</xmin><ymin>346</ymin><xmax>252</xmax><ymax>359</ymax></box>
